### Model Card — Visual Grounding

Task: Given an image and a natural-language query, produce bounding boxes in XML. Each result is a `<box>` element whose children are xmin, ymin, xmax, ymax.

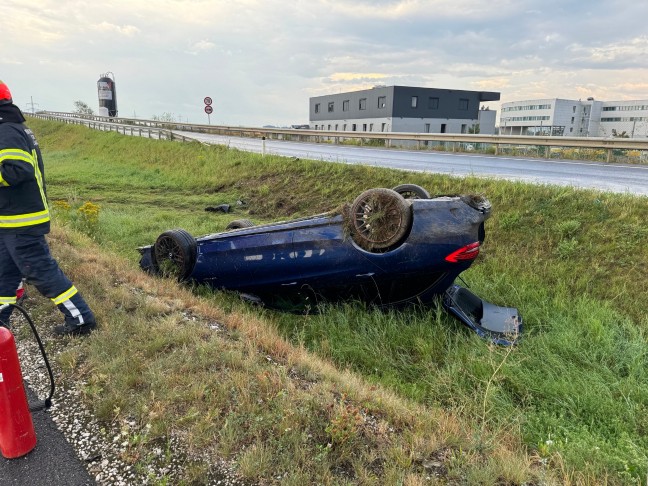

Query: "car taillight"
<box><xmin>445</xmin><ymin>242</ymin><xmax>480</xmax><ymax>263</ymax></box>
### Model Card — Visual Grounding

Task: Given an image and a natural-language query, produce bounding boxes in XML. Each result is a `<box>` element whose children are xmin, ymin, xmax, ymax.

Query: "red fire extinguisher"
<box><xmin>0</xmin><ymin>326</ymin><xmax>37</xmax><ymax>458</ymax></box>
<box><xmin>0</xmin><ymin>301</ymin><xmax>55</xmax><ymax>459</ymax></box>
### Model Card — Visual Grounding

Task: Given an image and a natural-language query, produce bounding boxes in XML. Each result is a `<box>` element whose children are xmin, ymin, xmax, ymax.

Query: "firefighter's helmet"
<box><xmin>0</xmin><ymin>80</ymin><xmax>13</xmax><ymax>106</ymax></box>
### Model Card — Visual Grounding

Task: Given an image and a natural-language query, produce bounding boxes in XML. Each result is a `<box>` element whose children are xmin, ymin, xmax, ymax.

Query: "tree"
<box><xmin>611</xmin><ymin>129</ymin><xmax>629</xmax><ymax>138</ymax></box>
<box><xmin>152</xmin><ymin>112</ymin><xmax>176</xmax><ymax>122</ymax></box>
<box><xmin>73</xmin><ymin>100</ymin><xmax>94</xmax><ymax>115</ymax></box>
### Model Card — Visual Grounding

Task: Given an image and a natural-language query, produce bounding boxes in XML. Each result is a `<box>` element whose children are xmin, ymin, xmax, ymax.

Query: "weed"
<box><xmin>556</xmin><ymin>237</ymin><xmax>579</xmax><ymax>259</ymax></box>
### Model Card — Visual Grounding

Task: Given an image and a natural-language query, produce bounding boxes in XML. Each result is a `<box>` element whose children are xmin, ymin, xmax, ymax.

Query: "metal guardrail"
<box><xmin>30</xmin><ymin>112</ymin><xmax>201</xmax><ymax>143</ymax></box>
<box><xmin>30</xmin><ymin>111</ymin><xmax>648</xmax><ymax>162</ymax></box>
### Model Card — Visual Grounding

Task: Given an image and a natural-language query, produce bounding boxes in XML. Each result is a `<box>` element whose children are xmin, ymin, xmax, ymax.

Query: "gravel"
<box><xmin>12</xmin><ymin>311</ymin><xmax>247</xmax><ymax>485</ymax></box>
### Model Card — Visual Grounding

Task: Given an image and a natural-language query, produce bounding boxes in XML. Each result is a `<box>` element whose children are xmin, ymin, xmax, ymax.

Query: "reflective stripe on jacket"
<box><xmin>0</xmin><ymin>122</ymin><xmax>50</xmax><ymax>233</ymax></box>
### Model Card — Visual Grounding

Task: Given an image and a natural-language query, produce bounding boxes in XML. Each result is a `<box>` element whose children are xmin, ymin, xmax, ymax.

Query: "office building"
<box><xmin>309</xmin><ymin>86</ymin><xmax>500</xmax><ymax>135</ymax></box>
<box><xmin>500</xmin><ymin>98</ymin><xmax>648</xmax><ymax>138</ymax></box>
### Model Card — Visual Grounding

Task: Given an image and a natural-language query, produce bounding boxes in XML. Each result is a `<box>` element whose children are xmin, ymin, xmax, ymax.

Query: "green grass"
<box><xmin>28</xmin><ymin>117</ymin><xmax>648</xmax><ymax>484</ymax></box>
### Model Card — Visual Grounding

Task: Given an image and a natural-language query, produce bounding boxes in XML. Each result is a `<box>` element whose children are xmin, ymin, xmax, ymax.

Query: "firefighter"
<box><xmin>0</xmin><ymin>80</ymin><xmax>96</xmax><ymax>335</ymax></box>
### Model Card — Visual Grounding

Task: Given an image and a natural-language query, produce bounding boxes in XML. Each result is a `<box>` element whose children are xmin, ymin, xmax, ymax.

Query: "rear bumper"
<box><xmin>443</xmin><ymin>284</ymin><xmax>522</xmax><ymax>345</ymax></box>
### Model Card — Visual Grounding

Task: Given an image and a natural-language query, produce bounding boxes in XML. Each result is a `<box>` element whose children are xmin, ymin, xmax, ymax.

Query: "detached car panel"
<box><xmin>139</xmin><ymin>186</ymin><xmax>521</xmax><ymax>344</ymax></box>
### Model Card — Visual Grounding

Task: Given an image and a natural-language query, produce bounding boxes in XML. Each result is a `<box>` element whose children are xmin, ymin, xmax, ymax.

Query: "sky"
<box><xmin>3</xmin><ymin>0</ymin><xmax>648</xmax><ymax>127</ymax></box>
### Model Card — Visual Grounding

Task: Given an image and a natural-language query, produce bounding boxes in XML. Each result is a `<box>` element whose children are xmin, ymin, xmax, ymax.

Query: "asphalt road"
<box><xmin>176</xmin><ymin>131</ymin><xmax>648</xmax><ymax>196</ymax></box>
<box><xmin>0</xmin><ymin>388</ymin><xmax>94</xmax><ymax>485</ymax></box>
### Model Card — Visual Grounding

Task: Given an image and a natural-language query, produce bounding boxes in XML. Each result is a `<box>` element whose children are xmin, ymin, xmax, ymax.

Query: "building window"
<box><xmin>458</xmin><ymin>98</ymin><xmax>469</xmax><ymax>110</ymax></box>
<box><xmin>424</xmin><ymin>123</ymin><xmax>430</xmax><ymax>133</ymax></box>
<box><xmin>335</xmin><ymin>124</ymin><xmax>338</xmax><ymax>130</ymax></box>
<box><xmin>352</xmin><ymin>124</ymin><xmax>357</xmax><ymax>131</ymax></box>
<box><xmin>314</xmin><ymin>103</ymin><xmax>320</xmax><ymax>114</ymax></box>
<box><xmin>573</xmin><ymin>106</ymin><xmax>576</xmax><ymax>113</ymax></box>
<box><xmin>502</xmin><ymin>104</ymin><xmax>552</xmax><ymax>112</ymax></box>
<box><xmin>359</xmin><ymin>98</ymin><xmax>367</xmax><ymax>110</ymax></box>
<box><xmin>363</xmin><ymin>123</ymin><xmax>367</xmax><ymax>131</ymax></box>
<box><xmin>381</xmin><ymin>123</ymin><xmax>387</xmax><ymax>131</ymax></box>
<box><xmin>327</xmin><ymin>124</ymin><xmax>331</xmax><ymax>130</ymax></box>
<box><xmin>461</xmin><ymin>124</ymin><xmax>467</xmax><ymax>133</ymax></box>
<box><xmin>411</xmin><ymin>96</ymin><xmax>418</xmax><ymax>108</ymax></box>
<box><xmin>343</xmin><ymin>100</ymin><xmax>349</xmax><ymax>112</ymax></box>
<box><xmin>571</xmin><ymin>117</ymin><xmax>574</xmax><ymax>123</ymax></box>
<box><xmin>378</xmin><ymin>96</ymin><xmax>386</xmax><ymax>108</ymax></box>
<box><xmin>343</xmin><ymin>124</ymin><xmax>347</xmax><ymax>131</ymax></box>
<box><xmin>369</xmin><ymin>123</ymin><xmax>373</xmax><ymax>131</ymax></box>
<box><xmin>428</xmin><ymin>97</ymin><xmax>439</xmax><ymax>109</ymax></box>
<box><xmin>570</xmin><ymin>127</ymin><xmax>573</xmax><ymax>133</ymax></box>
<box><xmin>328</xmin><ymin>102</ymin><xmax>334</xmax><ymax>113</ymax></box>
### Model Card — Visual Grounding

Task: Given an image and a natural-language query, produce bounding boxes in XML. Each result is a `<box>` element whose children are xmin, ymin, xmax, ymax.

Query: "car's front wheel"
<box><xmin>349</xmin><ymin>188</ymin><xmax>412</xmax><ymax>252</ymax></box>
<box><xmin>152</xmin><ymin>229</ymin><xmax>197</xmax><ymax>281</ymax></box>
<box><xmin>392</xmin><ymin>184</ymin><xmax>430</xmax><ymax>199</ymax></box>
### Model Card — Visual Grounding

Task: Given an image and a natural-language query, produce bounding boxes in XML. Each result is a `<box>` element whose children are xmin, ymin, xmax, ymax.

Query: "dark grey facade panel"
<box><xmin>310</xmin><ymin>86</ymin><xmax>500</xmax><ymax>122</ymax></box>
<box><xmin>391</xmin><ymin>87</ymin><xmax>493</xmax><ymax>119</ymax></box>
<box><xmin>310</xmin><ymin>86</ymin><xmax>394</xmax><ymax>121</ymax></box>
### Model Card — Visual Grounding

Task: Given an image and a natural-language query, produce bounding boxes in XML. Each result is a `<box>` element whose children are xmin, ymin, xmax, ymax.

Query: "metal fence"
<box><xmin>31</xmin><ymin>111</ymin><xmax>648</xmax><ymax>164</ymax></box>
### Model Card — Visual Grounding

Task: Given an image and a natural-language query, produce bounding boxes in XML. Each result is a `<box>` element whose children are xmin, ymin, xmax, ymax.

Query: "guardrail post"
<box><xmin>495</xmin><ymin>144</ymin><xmax>499</xmax><ymax>155</ymax></box>
<box><xmin>546</xmin><ymin>146</ymin><xmax>551</xmax><ymax>159</ymax></box>
<box><xmin>607</xmin><ymin>149</ymin><xmax>612</xmax><ymax>163</ymax></box>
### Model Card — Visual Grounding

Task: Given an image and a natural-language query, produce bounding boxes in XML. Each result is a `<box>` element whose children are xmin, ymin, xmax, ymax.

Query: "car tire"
<box><xmin>349</xmin><ymin>188</ymin><xmax>412</xmax><ymax>252</ymax></box>
<box><xmin>392</xmin><ymin>184</ymin><xmax>430</xmax><ymax>199</ymax></box>
<box><xmin>226</xmin><ymin>219</ymin><xmax>255</xmax><ymax>230</ymax></box>
<box><xmin>152</xmin><ymin>229</ymin><xmax>197</xmax><ymax>281</ymax></box>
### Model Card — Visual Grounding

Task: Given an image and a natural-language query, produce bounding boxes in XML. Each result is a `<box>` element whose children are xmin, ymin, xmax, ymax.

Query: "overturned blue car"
<box><xmin>139</xmin><ymin>185</ymin><xmax>521</xmax><ymax>344</ymax></box>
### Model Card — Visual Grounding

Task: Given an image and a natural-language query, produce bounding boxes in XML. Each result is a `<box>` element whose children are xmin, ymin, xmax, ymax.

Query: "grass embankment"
<box><xmin>24</xmin><ymin>118</ymin><xmax>648</xmax><ymax>484</ymax></box>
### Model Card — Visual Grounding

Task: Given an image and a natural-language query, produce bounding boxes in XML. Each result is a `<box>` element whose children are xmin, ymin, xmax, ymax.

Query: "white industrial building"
<box><xmin>500</xmin><ymin>98</ymin><xmax>648</xmax><ymax>138</ymax></box>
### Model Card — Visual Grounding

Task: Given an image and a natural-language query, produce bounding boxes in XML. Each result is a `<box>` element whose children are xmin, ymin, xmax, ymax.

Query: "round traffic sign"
<box><xmin>204</xmin><ymin>105</ymin><xmax>213</xmax><ymax>114</ymax></box>
<box><xmin>204</xmin><ymin>97</ymin><xmax>213</xmax><ymax>106</ymax></box>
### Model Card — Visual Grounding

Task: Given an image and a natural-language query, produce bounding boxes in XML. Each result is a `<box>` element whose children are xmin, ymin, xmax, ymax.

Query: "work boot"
<box><xmin>54</xmin><ymin>320</ymin><xmax>97</xmax><ymax>336</ymax></box>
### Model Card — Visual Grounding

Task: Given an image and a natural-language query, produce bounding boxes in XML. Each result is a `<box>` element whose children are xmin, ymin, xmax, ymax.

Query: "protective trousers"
<box><xmin>0</xmin><ymin>233</ymin><xmax>95</xmax><ymax>327</ymax></box>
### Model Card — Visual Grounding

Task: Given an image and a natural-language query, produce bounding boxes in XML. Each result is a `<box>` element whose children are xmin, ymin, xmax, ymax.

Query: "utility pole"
<box><xmin>26</xmin><ymin>97</ymin><xmax>39</xmax><ymax>114</ymax></box>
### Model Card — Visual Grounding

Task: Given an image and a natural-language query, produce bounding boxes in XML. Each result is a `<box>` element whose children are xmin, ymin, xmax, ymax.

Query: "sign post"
<box><xmin>204</xmin><ymin>97</ymin><xmax>213</xmax><ymax>125</ymax></box>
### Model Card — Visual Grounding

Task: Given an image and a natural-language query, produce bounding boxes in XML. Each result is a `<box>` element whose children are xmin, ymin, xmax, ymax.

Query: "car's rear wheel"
<box><xmin>226</xmin><ymin>219</ymin><xmax>255</xmax><ymax>230</ymax></box>
<box><xmin>392</xmin><ymin>184</ymin><xmax>430</xmax><ymax>199</ymax></box>
<box><xmin>152</xmin><ymin>229</ymin><xmax>197</xmax><ymax>281</ymax></box>
<box><xmin>349</xmin><ymin>188</ymin><xmax>412</xmax><ymax>252</ymax></box>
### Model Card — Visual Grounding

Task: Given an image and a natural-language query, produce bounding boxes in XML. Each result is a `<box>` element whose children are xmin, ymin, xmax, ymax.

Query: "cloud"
<box><xmin>329</xmin><ymin>73</ymin><xmax>390</xmax><ymax>81</ymax></box>
<box><xmin>185</xmin><ymin>40</ymin><xmax>217</xmax><ymax>55</ymax></box>
<box><xmin>91</xmin><ymin>22</ymin><xmax>141</xmax><ymax>37</ymax></box>
<box><xmin>3</xmin><ymin>0</ymin><xmax>648</xmax><ymax>126</ymax></box>
<box><xmin>567</xmin><ymin>36</ymin><xmax>648</xmax><ymax>68</ymax></box>
<box><xmin>321</xmin><ymin>0</ymin><xmax>521</xmax><ymax>20</ymax></box>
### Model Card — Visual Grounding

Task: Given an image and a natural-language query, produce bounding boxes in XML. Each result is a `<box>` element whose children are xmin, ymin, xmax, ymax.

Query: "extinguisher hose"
<box><xmin>5</xmin><ymin>304</ymin><xmax>55</xmax><ymax>411</ymax></box>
